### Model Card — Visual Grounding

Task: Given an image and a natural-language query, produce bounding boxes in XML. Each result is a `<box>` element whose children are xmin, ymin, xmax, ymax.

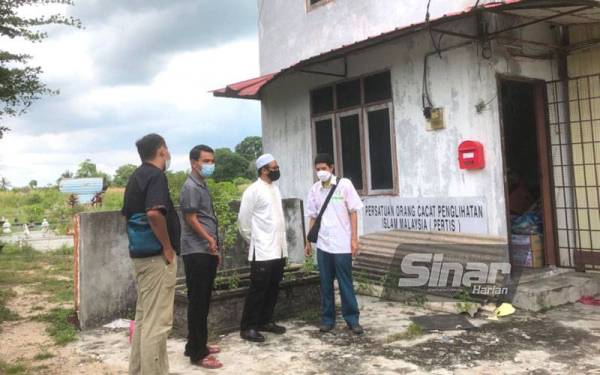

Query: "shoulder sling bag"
<box><xmin>307</xmin><ymin>183</ymin><xmax>338</xmax><ymax>243</ymax></box>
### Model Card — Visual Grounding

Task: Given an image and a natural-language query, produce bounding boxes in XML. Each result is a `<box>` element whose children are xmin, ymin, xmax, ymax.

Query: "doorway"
<box><xmin>500</xmin><ymin>78</ymin><xmax>556</xmax><ymax>269</ymax></box>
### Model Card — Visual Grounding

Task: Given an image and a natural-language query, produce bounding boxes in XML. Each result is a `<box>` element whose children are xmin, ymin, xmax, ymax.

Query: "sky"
<box><xmin>0</xmin><ymin>0</ymin><xmax>261</xmax><ymax>187</ymax></box>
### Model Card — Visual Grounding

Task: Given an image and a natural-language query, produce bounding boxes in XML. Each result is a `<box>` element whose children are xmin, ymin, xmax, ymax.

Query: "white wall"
<box><xmin>261</xmin><ymin>16</ymin><xmax>559</xmax><ymax>239</ymax></box>
<box><xmin>257</xmin><ymin>0</ymin><xmax>498</xmax><ymax>74</ymax></box>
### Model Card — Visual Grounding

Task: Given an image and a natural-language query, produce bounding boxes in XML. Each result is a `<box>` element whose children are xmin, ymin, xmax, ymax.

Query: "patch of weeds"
<box><xmin>35</xmin><ymin>278</ymin><xmax>73</xmax><ymax>303</ymax></box>
<box><xmin>34</xmin><ymin>308</ymin><xmax>78</xmax><ymax>345</ymax></box>
<box><xmin>456</xmin><ymin>288</ymin><xmax>475</xmax><ymax>314</ymax></box>
<box><xmin>302</xmin><ymin>256</ymin><xmax>317</xmax><ymax>273</ymax></box>
<box><xmin>33</xmin><ymin>351</ymin><xmax>54</xmax><ymax>361</ymax></box>
<box><xmin>298</xmin><ymin>308</ymin><xmax>320</xmax><ymax>323</ymax></box>
<box><xmin>0</xmin><ymin>288</ymin><xmax>20</xmax><ymax>326</ymax></box>
<box><xmin>412</xmin><ymin>293</ymin><xmax>428</xmax><ymax>307</ymax></box>
<box><xmin>228</xmin><ymin>272</ymin><xmax>240</xmax><ymax>290</ymax></box>
<box><xmin>354</xmin><ymin>272</ymin><xmax>375</xmax><ymax>296</ymax></box>
<box><xmin>385</xmin><ymin>323</ymin><xmax>423</xmax><ymax>343</ymax></box>
<box><xmin>0</xmin><ymin>359</ymin><xmax>28</xmax><ymax>374</ymax></box>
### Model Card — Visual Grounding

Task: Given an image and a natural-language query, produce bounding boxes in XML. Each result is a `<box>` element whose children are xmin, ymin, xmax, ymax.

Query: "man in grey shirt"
<box><xmin>179</xmin><ymin>145</ymin><xmax>222</xmax><ymax>369</ymax></box>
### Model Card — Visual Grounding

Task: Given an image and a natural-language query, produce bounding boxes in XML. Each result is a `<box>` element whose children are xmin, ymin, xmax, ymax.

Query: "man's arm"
<box><xmin>237</xmin><ymin>188</ymin><xmax>254</xmax><ymax>243</ymax></box>
<box><xmin>147</xmin><ymin>209</ymin><xmax>175</xmax><ymax>264</ymax></box>
<box><xmin>350</xmin><ymin>211</ymin><xmax>359</xmax><ymax>257</ymax></box>
<box><xmin>185</xmin><ymin>213</ymin><xmax>218</xmax><ymax>253</ymax></box>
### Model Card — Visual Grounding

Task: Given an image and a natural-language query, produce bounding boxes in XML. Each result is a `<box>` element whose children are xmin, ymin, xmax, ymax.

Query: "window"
<box><xmin>306</xmin><ymin>0</ymin><xmax>333</xmax><ymax>11</ymax></box>
<box><xmin>311</xmin><ymin>71</ymin><xmax>396</xmax><ymax>194</ymax></box>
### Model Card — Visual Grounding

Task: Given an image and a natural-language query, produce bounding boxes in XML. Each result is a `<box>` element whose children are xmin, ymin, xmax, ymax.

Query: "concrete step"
<box><xmin>511</xmin><ymin>271</ymin><xmax>600</xmax><ymax>312</ymax></box>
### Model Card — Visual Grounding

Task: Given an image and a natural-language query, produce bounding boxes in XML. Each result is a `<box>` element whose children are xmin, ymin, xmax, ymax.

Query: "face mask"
<box><xmin>199</xmin><ymin>163</ymin><xmax>215</xmax><ymax>177</ymax></box>
<box><xmin>165</xmin><ymin>158</ymin><xmax>171</xmax><ymax>171</ymax></box>
<box><xmin>317</xmin><ymin>170</ymin><xmax>332</xmax><ymax>182</ymax></box>
<box><xmin>268</xmin><ymin>169</ymin><xmax>281</xmax><ymax>182</ymax></box>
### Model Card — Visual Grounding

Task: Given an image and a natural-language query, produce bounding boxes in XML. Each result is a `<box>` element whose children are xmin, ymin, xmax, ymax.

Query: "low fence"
<box><xmin>75</xmin><ymin>198</ymin><xmax>306</xmax><ymax>330</ymax></box>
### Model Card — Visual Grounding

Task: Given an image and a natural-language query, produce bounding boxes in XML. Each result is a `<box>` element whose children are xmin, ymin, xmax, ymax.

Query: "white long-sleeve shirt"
<box><xmin>238</xmin><ymin>178</ymin><xmax>288</xmax><ymax>261</ymax></box>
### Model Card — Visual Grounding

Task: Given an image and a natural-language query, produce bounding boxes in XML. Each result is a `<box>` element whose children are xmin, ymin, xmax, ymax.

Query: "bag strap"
<box><xmin>315</xmin><ymin>183</ymin><xmax>338</xmax><ymax>223</ymax></box>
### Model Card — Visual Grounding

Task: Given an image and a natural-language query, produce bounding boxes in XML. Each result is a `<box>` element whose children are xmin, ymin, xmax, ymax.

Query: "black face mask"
<box><xmin>268</xmin><ymin>169</ymin><xmax>281</xmax><ymax>182</ymax></box>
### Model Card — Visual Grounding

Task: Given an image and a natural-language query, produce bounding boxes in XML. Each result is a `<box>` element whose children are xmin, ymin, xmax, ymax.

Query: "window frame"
<box><xmin>309</xmin><ymin>69</ymin><xmax>398</xmax><ymax>196</ymax></box>
<box><xmin>363</xmin><ymin>102</ymin><xmax>397</xmax><ymax>195</ymax></box>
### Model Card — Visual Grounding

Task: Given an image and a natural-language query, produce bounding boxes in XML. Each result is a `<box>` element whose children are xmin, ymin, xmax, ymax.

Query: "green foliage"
<box><xmin>0</xmin><ymin>288</ymin><xmax>19</xmax><ymax>326</ymax></box>
<box><xmin>112</xmin><ymin>164</ymin><xmax>137</xmax><ymax>187</ymax></box>
<box><xmin>228</xmin><ymin>272</ymin><xmax>240</xmax><ymax>289</ymax></box>
<box><xmin>302</xmin><ymin>255</ymin><xmax>317</xmax><ymax>273</ymax></box>
<box><xmin>165</xmin><ymin>170</ymin><xmax>188</xmax><ymax>204</ymax></box>
<box><xmin>207</xmin><ymin>179</ymin><xmax>242</xmax><ymax>250</ymax></box>
<box><xmin>0</xmin><ymin>0</ymin><xmax>81</xmax><ymax>138</ymax></box>
<box><xmin>34</xmin><ymin>308</ymin><xmax>77</xmax><ymax>345</ymax></box>
<box><xmin>214</xmin><ymin>148</ymin><xmax>254</xmax><ymax>182</ymax></box>
<box><xmin>75</xmin><ymin>159</ymin><xmax>111</xmax><ymax>190</ymax></box>
<box><xmin>234</xmin><ymin>136</ymin><xmax>262</xmax><ymax>161</ymax></box>
<box><xmin>385</xmin><ymin>323</ymin><xmax>423</xmax><ymax>343</ymax></box>
<box><xmin>28</xmin><ymin>180</ymin><xmax>37</xmax><ymax>189</ymax></box>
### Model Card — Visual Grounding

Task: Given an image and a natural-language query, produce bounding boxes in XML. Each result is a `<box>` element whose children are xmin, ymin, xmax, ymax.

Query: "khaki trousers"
<box><xmin>129</xmin><ymin>256</ymin><xmax>177</xmax><ymax>375</ymax></box>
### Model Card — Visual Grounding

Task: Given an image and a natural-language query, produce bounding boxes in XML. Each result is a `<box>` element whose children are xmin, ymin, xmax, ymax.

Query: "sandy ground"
<box><xmin>2</xmin><ymin>283</ymin><xmax>600</xmax><ymax>375</ymax></box>
<box><xmin>70</xmin><ymin>296</ymin><xmax>600</xmax><ymax>375</ymax></box>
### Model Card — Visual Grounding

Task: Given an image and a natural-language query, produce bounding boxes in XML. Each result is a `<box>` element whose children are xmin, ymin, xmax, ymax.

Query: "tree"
<box><xmin>75</xmin><ymin>159</ymin><xmax>112</xmax><ymax>190</ymax></box>
<box><xmin>0</xmin><ymin>177</ymin><xmax>10</xmax><ymax>191</ymax></box>
<box><xmin>234</xmin><ymin>136</ymin><xmax>262</xmax><ymax>162</ymax></box>
<box><xmin>214</xmin><ymin>148</ymin><xmax>253</xmax><ymax>182</ymax></box>
<box><xmin>28</xmin><ymin>180</ymin><xmax>37</xmax><ymax>189</ymax></box>
<box><xmin>113</xmin><ymin>164</ymin><xmax>137</xmax><ymax>187</ymax></box>
<box><xmin>56</xmin><ymin>170</ymin><xmax>73</xmax><ymax>185</ymax></box>
<box><xmin>0</xmin><ymin>1</ymin><xmax>81</xmax><ymax>138</ymax></box>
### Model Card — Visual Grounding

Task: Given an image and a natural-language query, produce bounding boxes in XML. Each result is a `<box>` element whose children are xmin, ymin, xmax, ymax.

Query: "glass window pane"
<box><xmin>340</xmin><ymin>114</ymin><xmax>363</xmax><ymax>190</ymax></box>
<box><xmin>311</xmin><ymin>86</ymin><xmax>334</xmax><ymax>115</ymax></box>
<box><xmin>315</xmin><ymin>119</ymin><xmax>334</xmax><ymax>157</ymax></box>
<box><xmin>364</xmin><ymin>71</ymin><xmax>392</xmax><ymax>104</ymax></box>
<box><xmin>336</xmin><ymin>79</ymin><xmax>361</xmax><ymax>109</ymax></box>
<box><xmin>368</xmin><ymin>108</ymin><xmax>394</xmax><ymax>190</ymax></box>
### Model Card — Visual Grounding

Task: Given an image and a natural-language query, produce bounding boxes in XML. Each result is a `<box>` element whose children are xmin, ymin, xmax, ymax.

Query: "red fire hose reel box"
<box><xmin>458</xmin><ymin>141</ymin><xmax>485</xmax><ymax>170</ymax></box>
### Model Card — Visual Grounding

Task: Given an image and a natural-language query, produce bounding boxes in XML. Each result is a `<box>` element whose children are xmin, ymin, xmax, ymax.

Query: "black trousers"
<box><xmin>240</xmin><ymin>257</ymin><xmax>286</xmax><ymax>331</ymax></box>
<box><xmin>183</xmin><ymin>253</ymin><xmax>218</xmax><ymax>361</ymax></box>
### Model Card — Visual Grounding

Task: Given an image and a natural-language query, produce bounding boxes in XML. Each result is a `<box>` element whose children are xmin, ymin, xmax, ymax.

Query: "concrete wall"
<box><xmin>77</xmin><ymin>211</ymin><xmax>135</xmax><ymax>330</ymax></box>
<box><xmin>260</xmin><ymin>15</ymin><xmax>559</xmax><ymax>241</ymax></box>
<box><xmin>257</xmin><ymin>0</ymin><xmax>498</xmax><ymax>74</ymax></box>
<box><xmin>77</xmin><ymin>199</ymin><xmax>306</xmax><ymax>329</ymax></box>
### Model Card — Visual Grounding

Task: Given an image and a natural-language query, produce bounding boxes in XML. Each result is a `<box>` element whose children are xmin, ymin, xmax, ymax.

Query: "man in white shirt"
<box><xmin>238</xmin><ymin>153</ymin><xmax>288</xmax><ymax>342</ymax></box>
<box><xmin>305</xmin><ymin>153</ymin><xmax>364</xmax><ymax>335</ymax></box>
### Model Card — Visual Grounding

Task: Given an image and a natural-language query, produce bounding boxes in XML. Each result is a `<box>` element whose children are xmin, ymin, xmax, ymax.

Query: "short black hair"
<box><xmin>135</xmin><ymin>133</ymin><xmax>166</xmax><ymax>161</ymax></box>
<box><xmin>314</xmin><ymin>153</ymin><xmax>334</xmax><ymax>167</ymax></box>
<box><xmin>189</xmin><ymin>144</ymin><xmax>214</xmax><ymax>161</ymax></box>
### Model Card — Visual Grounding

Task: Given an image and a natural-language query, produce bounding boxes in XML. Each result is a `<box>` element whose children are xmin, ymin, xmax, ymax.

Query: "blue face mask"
<box><xmin>199</xmin><ymin>163</ymin><xmax>215</xmax><ymax>177</ymax></box>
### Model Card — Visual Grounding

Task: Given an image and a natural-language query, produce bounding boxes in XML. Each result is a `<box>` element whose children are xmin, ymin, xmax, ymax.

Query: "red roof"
<box><xmin>212</xmin><ymin>0</ymin><xmax>598</xmax><ymax>100</ymax></box>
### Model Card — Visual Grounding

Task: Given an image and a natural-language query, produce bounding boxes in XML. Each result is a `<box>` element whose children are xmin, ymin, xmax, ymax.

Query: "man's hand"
<box><xmin>163</xmin><ymin>246</ymin><xmax>176</xmax><ymax>265</ymax></box>
<box><xmin>304</xmin><ymin>242</ymin><xmax>313</xmax><ymax>257</ymax></box>
<box><xmin>207</xmin><ymin>236</ymin><xmax>219</xmax><ymax>254</ymax></box>
<box><xmin>351</xmin><ymin>238</ymin><xmax>359</xmax><ymax>257</ymax></box>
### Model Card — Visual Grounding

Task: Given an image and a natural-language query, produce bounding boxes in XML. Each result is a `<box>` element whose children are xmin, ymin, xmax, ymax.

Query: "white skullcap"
<box><xmin>256</xmin><ymin>153</ymin><xmax>275</xmax><ymax>169</ymax></box>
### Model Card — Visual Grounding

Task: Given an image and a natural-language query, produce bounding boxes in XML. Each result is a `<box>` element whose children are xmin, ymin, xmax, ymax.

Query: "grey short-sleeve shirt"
<box><xmin>179</xmin><ymin>174</ymin><xmax>219</xmax><ymax>256</ymax></box>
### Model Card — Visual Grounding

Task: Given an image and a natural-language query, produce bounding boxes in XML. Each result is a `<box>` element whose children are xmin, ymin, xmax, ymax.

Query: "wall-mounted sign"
<box><xmin>362</xmin><ymin>196</ymin><xmax>488</xmax><ymax>235</ymax></box>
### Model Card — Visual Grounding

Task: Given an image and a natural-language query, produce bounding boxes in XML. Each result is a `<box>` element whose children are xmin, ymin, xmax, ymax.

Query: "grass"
<box><xmin>0</xmin><ymin>359</ymin><xmax>28</xmax><ymax>374</ymax></box>
<box><xmin>298</xmin><ymin>308</ymin><xmax>321</xmax><ymax>323</ymax></box>
<box><xmin>33</xmin><ymin>351</ymin><xmax>54</xmax><ymax>361</ymax></box>
<box><xmin>0</xmin><ymin>288</ymin><xmax>20</xmax><ymax>326</ymax></box>
<box><xmin>34</xmin><ymin>308</ymin><xmax>78</xmax><ymax>346</ymax></box>
<box><xmin>385</xmin><ymin>323</ymin><xmax>424</xmax><ymax>343</ymax></box>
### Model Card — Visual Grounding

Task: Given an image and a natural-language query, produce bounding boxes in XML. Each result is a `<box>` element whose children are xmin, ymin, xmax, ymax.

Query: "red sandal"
<box><xmin>195</xmin><ymin>355</ymin><xmax>223</xmax><ymax>369</ymax></box>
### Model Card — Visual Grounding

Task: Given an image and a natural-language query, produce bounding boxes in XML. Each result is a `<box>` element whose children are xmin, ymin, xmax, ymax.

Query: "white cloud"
<box><xmin>0</xmin><ymin>5</ymin><xmax>262</xmax><ymax>187</ymax></box>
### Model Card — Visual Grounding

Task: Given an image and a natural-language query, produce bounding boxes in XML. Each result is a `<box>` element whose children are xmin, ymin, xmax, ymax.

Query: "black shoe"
<box><xmin>348</xmin><ymin>324</ymin><xmax>364</xmax><ymax>335</ymax></box>
<box><xmin>319</xmin><ymin>324</ymin><xmax>334</xmax><ymax>333</ymax></box>
<box><xmin>257</xmin><ymin>322</ymin><xmax>286</xmax><ymax>334</ymax></box>
<box><xmin>240</xmin><ymin>329</ymin><xmax>265</xmax><ymax>342</ymax></box>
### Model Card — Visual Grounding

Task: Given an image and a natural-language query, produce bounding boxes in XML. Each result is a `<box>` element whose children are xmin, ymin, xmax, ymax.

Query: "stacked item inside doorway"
<box><xmin>510</xmin><ymin>201</ymin><xmax>544</xmax><ymax>268</ymax></box>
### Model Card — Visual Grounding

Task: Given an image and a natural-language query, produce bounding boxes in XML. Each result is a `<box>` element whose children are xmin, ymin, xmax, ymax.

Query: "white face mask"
<box><xmin>317</xmin><ymin>170</ymin><xmax>332</xmax><ymax>182</ymax></box>
<box><xmin>165</xmin><ymin>157</ymin><xmax>171</xmax><ymax>171</ymax></box>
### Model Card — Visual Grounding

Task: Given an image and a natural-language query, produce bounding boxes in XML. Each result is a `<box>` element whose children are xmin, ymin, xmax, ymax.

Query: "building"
<box><xmin>215</xmin><ymin>0</ymin><xmax>600</xmax><ymax>273</ymax></box>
